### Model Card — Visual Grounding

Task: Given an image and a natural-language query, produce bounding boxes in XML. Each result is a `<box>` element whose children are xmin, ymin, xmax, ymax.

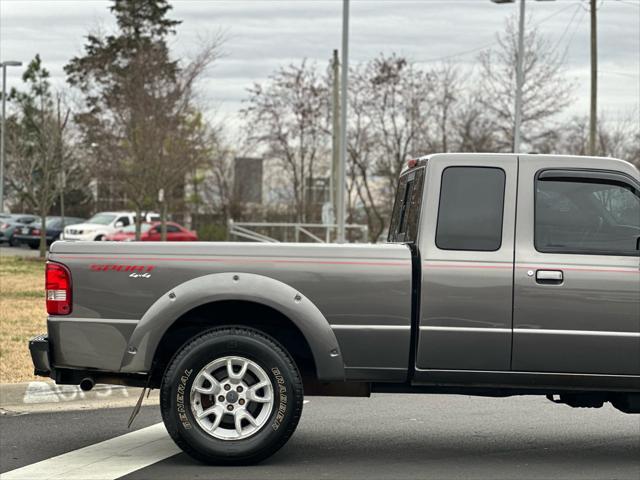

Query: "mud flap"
<box><xmin>128</xmin><ymin>387</ymin><xmax>151</xmax><ymax>428</ymax></box>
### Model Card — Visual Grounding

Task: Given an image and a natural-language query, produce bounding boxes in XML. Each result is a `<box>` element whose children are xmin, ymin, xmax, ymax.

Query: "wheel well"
<box><xmin>149</xmin><ymin>300</ymin><xmax>318</xmax><ymax>388</ymax></box>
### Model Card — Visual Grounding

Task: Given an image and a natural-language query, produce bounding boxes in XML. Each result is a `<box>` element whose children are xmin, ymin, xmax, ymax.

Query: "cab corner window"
<box><xmin>535</xmin><ymin>173</ymin><xmax>640</xmax><ymax>256</ymax></box>
<box><xmin>388</xmin><ymin>168</ymin><xmax>425</xmax><ymax>244</ymax></box>
<box><xmin>435</xmin><ymin>167</ymin><xmax>505</xmax><ymax>251</ymax></box>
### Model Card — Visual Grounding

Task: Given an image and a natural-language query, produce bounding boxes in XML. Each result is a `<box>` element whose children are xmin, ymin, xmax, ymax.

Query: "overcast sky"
<box><xmin>1</xmin><ymin>0</ymin><xmax>639</xmax><ymax>132</ymax></box>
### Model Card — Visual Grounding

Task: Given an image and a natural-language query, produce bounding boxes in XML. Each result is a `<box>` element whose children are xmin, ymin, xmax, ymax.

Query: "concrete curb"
<box><xmin>0</xmin><ymin>381</ymin><xmax>149</xmax><ymax>408</ymax></box>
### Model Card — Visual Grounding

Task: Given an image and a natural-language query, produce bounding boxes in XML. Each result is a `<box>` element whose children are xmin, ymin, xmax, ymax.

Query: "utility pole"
<box><xmin>337</xmin><ymin>0</ymin><xmax>349</xmax><ymax>243</ymax></box>
<box><xmin>330</xmin><ymin>50</ymin><xmax>340</xmax><ymax>230</ymax></box>
<box><xmin>589</xmin><ymin>0</ymin><xmax>597</xmax><ymax>156</ymax></box>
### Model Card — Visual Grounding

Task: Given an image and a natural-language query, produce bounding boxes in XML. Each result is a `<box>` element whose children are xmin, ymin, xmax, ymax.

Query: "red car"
<box><xmin>104</xmin><ymin>222</ymin><xmax>198</xmax><ymax>242</ymax></box>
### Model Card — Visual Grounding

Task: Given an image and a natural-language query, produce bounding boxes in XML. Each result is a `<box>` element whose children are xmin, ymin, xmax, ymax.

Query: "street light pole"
<box><xmin>513</xmin><ymin>0</ymin><xmax>525</xmax><ymax>153</ymax></box>
<box><xmin>337</xmin><ymin>0</ymin><xmax>349</xmax><ymax>243</ymax></box>
<box><xmin>589</xmin><ymin>0</ymin><xmax>597</xmax><ymax>156</ymax></box>
<box><xmin>1</xmin><ymin>60</ymin><xmax>22</xmax><ymax>212</ymax></box>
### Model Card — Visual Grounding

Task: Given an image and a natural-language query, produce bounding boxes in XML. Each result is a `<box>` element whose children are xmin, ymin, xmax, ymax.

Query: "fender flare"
<box><xmin>119</xmin><ymin>272</ymin><xmax>345</xmax><ymax>381</ymax></box>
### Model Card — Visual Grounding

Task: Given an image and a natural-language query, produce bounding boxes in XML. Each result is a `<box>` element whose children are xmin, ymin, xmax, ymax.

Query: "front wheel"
<box><xmin>160</xmin><ymin>327</ymin><xmax>304</xmax><ymax>465</ymax></box>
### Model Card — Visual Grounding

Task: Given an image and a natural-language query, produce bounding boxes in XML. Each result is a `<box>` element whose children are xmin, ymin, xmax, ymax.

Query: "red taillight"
<box><xmin>32</xmin><ymin>229</ymin><xmax>40</xmax><ymax>235</ymax></box>
<box><xmin>407</xmin><ymin>158</ymin><xmax>418</xmax><ymax>169</ymax></box>
<box><xmin>46</xmin><ymin>262</ymin><xmax>72</xmax><ymax>315</ymax></box>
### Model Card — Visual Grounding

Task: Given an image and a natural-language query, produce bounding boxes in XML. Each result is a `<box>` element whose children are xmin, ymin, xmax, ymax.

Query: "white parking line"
<box><xmin>1</xmin><ymin>423</ymin><xmax>179</xmax><ymax>480</ymax></box>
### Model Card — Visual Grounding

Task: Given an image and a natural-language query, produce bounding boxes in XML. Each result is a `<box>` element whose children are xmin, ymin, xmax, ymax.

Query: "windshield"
<box><xmin>121</xmin><ymin>223</ymin><xmax>152</xmax><ymax>233</ymax></box>
<box><xmin>86</xmin><ymin>213</ymin><xmax>117</xmax><ymax>225</ymax></box>
<box><xmin>45</xmin><ymin>217</ymin><xmax>63</xmax><ymax>228</ymax></box>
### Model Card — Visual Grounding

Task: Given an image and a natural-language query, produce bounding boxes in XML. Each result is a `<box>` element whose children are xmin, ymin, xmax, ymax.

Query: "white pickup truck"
<box><xmin>63</xmin><ymin>211</ymin><xmax>160</xmax><ymax>241</ymax></box>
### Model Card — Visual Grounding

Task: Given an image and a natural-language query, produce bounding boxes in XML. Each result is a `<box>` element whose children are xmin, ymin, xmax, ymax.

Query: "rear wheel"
<box><xmin>160</xmin><ymin>326</ymin><xmax>303</xmax><ymax>465</ymax></box>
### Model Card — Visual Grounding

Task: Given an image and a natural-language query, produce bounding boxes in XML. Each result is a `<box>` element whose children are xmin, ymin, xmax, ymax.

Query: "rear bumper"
<box><xmin>29</xmin><ymin>334</ymin><xmax>53</xmax><ymax>377</ymax></box>
<box><xmin>28</xmin><ymin>331</ymin><xmax>148</xmax><ymax>387</ymax></box>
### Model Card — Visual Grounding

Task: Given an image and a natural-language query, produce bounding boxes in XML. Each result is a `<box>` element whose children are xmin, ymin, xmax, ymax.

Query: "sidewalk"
<box><xmin>0</xmin><ymin>381</ymin><xmax>159</xmax><ymax>413</ymax></box>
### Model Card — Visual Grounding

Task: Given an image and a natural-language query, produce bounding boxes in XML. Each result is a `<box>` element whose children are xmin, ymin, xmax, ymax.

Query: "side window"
<box><xmin>388</xmin><ymin>168</ymin><xmax>425</xmax><ymax>243</ymax></box>
<box><xmin>166</xmin><ymin>225</ymin><xmax>180</xmax><ymax>233</ymax></box>
<box><xmin>117</xmin><ymin>216</ymin><xmax>130</xmax><ymax>227</ymax></box>
<box><xmin>436</xmin><ymin>167</ymin><xmax>505</xmax><ymax>251</ymax></box>
<box><xmin>535</xmin><ymin>174</ymin><xmax>640</xmax><ymax>256</ymax></box>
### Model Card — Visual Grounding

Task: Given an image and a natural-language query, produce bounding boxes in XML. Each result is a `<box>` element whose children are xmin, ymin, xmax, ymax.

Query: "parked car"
<box><xmin>0</xmin><ymin>213</ymin><xmax>40</xmax><ymax>246</ymax></box>
<box><xmin>104</xmin><ymin>221</ymin><xmax>198</xmax><ymax>242</ymax></box>
<box><xmin>14</xmin><ymin>216</ymin><xmax>86</xmax><ymax>249</ymax></box>
<box><xmin>62</xmin><ymin>211</ymin><xmax>160</xmax><ymax>241</ymax></box>
<box><xmin>29</xmin><ymin>153</ymin><xmax>640</xmax><ymax>465</ymax></box>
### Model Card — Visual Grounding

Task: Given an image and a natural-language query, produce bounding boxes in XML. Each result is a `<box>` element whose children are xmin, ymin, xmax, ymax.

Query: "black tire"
<box><xmin>160</xmin><ymin>326</ymin><xmax>304</xmax><ymax>465</ymax></box>
<box><xmin>8</xmin><ymin>235</ymin><xmax>19</xmax><ymax>247</ymax></box>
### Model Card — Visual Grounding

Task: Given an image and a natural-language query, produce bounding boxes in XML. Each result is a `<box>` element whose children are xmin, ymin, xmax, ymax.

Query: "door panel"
<box><xmin>513</xmin><ymin>157</ymin><xmax>640</xmax><ymax>375</ymax></box>
<box><xmin>416</xmin><ymin>154</ymin><xmax>518</xmax><ymax>372</ymax></box>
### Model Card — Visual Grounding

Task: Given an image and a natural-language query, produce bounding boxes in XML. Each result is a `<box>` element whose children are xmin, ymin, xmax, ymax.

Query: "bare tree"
<box><xmin>478</xmin><ymin>15</ymin><xmax>574</xmax><ymax>152</ymax></box>
<box><xmin>6</xmin><ymin>55</ymin><xmax>73</xmax><ymax>257</ymax></box>
<box><xmin>556</xmin><ymin>112</ymin><xmax>640</xmax><ymax>167</ymax></box>
<box><xmin>347</xmin><ymin>54</ymin><xmax>434</xmax><ymax>241</ymax></box>
<box><xmin>430</xmin><ymin>62</ymin><xmax>461</xmax><ymax>153</ymax></box>
<box><xmin>242</xmin><ymin>61</ymin><xmax>331</xmax><ymax>222</ymax></box>
<box><xmin>451</xmin><ymin>92</ymin><xmax>498</xmax><ymax>152</ymax></box>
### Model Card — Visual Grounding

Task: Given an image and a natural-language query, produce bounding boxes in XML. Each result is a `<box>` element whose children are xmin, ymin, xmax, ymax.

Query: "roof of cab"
<box><xmin>401</xmin><ymin>153</ymin><xmax>639</xmax><ymax>179</ymax></box>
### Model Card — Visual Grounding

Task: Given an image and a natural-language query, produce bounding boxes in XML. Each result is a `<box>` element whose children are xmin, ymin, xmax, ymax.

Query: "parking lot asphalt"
<box><xmin>0</xmin><ymin>245</ymin><xmax>40</xmax><ymax>257</ymax></box>
<box><xmin>0</xmin><ymin>405</ymin><xmax>162</xmax><ymax>473</ymax></box>
<box><xmin>1</xmin><ymin>394</ymin><xmax>638</xmax><ymax>480</ymax></box>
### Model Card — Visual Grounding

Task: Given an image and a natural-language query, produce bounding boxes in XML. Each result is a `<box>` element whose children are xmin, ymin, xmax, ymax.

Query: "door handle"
<box><xmin>536</xmin><ymin>270</ymin><xmax>563</xmax><ymax>284</ymax></box>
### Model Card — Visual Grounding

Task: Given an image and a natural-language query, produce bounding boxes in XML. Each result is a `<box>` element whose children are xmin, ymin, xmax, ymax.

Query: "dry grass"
<box><xmin>0</xmin><ymin>255</ymin><xmax>46</xmax><ymax>383</ymax></box>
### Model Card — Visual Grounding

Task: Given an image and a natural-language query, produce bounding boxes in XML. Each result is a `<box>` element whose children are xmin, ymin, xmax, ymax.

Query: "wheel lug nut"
<box><xmin>218</xmin><ymin>395</ymin><xmax>224</xmax><ymax>402</ymax></box>
<box><xmin>227</xmin><ymin>405</ymin><xmax>234</xmax><ymax>411</ymax></box>
<box><xmin>224</xmin><ymin>384</ymin><xmax>230</xmax><ymax>391</ymax></box>
<box><xmin>239</xmin><ymin>399</ymin><xmax>245</xmax><ymax>406</ymax></box>
<box><xmin>237</xmin><ymin>386</ymin><xmax>243</xmax><ymax>393</ymax></box>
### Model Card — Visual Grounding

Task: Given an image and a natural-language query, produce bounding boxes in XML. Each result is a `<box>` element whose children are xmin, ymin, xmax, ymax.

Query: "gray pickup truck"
<box><xmin>30</xmin><ymin>153</ymin><xmax>640</xmax><ymax>464</ymax></box>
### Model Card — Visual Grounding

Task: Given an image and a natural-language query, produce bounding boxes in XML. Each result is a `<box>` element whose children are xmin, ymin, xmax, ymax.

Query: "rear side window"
<box><xmin>388</xmin><ymin>168</ymin><xmax>425</xmax><ymax>243</ymax></box>
<box><xmin>436</xmin><ymin>167</ymin><xmax>505</xmax><ymax>251</ymax></box>
<box><xmin>535</xmin><ymin>174</ymin><xmax>640</xmax><ymax>256</ymax></box>
<box><xmin>116</xmin><ymin>216</ymin><xmax>130</xmax><ymax>227</ymax></box>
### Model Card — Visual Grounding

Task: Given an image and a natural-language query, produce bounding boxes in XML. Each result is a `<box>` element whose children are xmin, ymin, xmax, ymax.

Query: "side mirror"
<box><xmin>114</xmin><ymin>221</ymin><xmax>124</xmax><ymax>228</ymax></box>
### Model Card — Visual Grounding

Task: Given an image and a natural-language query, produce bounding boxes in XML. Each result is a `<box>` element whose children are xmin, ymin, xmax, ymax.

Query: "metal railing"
<box><xmin>228</xmin><ymin>220</ymin><xmax>369</xmax><ymax>243</ymax></box>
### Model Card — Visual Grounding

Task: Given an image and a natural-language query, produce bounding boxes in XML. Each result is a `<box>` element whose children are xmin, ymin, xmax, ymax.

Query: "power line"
<box><xmin>564</xmin><ymin>6</ymin><xmax>588</xmax><ymax>53</ymax></box>
<box><xmin>552</xmin><ymin>3</ymin><xmax>584</xmax><ymax>53</ymax></box>
<box><xmin>599</xmin><ymin>70</ymin><xmax>639</xmax><ymax>78</ymax></box>
<box><xmin>416</xmin><ymin>1</ymin><xmax>584</xmax><ymax>65</ymax></box>
<box><xmin>612</xmin><ymin>0</ymin><xmax>640</xmax><ymax>9</ymax></box>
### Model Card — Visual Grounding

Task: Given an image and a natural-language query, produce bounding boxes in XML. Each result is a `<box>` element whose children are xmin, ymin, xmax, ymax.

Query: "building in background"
<box><xmin>234</xmin><ymin>157</ymin><xmax>263</xmax><ymax>205</ymax></box>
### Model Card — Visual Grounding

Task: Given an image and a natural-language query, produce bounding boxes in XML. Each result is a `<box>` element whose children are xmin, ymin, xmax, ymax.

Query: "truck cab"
<box><xmin>388</xmin><ymin>153</ymin><xmax>639</xmax><ymax>389</ymax></box>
